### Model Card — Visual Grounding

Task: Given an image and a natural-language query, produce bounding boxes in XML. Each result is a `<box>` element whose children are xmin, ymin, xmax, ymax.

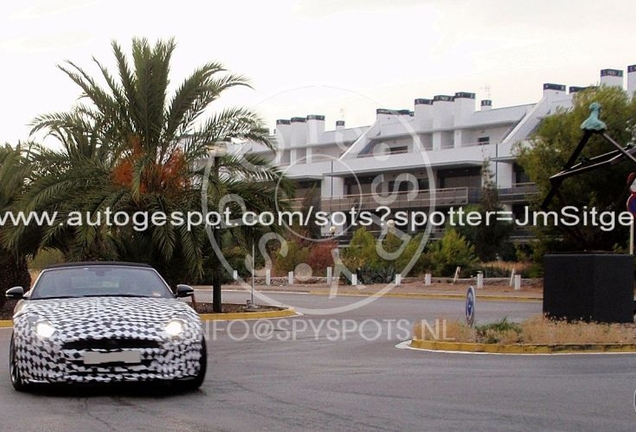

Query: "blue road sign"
<box><xmin>466</xmin><ymin>286</ymin><xmax>476</xmax><ymax>327</ymax></box>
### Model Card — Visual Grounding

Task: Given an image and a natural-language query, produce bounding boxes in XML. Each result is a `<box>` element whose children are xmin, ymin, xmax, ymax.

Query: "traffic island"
<box><xmin>407</xmin><ymin>339</ymin><xmax>636</xmax><ymax>354</ymax></box>
<box><xmin>198</xmin><ymin>305</ymin><xmax>297</xmax><ymax>321</ymax></box>
<box><xmin>405</xmin><ymin>315</ymin><xmax>636</xmax><ymax>354</ymax></box>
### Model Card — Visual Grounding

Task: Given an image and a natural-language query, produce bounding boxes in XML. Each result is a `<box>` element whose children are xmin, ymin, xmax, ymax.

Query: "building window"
<box><xmin>478</xmin><ymin>136</ymin><xmax>490</xmax><ymax>145</ymax></box>
<box><xmin>388</xmin><ymin>181</ymin><xmax>412</xmax><ymax>193</ymax></box>
<box><xmin>390</xmin><ymin>146</ymin><xmax>408</xmax><ymax>155</ymax></box>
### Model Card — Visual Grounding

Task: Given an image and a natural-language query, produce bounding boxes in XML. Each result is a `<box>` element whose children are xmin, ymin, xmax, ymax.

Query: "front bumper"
<box><xmin>14</xmin><ymin>337</ymin><xmax>204</xmax><ymax>385</ymax></box>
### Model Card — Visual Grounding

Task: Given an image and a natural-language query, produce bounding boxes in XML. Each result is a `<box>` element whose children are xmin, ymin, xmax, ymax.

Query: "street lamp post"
<box><xmin>207</xmin><ymin>142</ymin><xmax>227</xmax><ymax>313</ymax></box>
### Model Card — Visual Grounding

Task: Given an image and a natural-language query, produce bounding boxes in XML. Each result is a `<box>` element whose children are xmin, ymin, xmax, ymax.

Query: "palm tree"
<box><xmin>6</xmin><ymin>38</ymin><xmax>293</xmax><ymax>290</ymax></box>
<box><xmin>0</xmin><ymin>144</ymin><xmax>33</xmax><ymax>306</ymax></box>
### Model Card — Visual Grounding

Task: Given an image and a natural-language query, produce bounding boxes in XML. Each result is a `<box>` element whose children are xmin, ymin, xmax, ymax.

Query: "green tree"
<box><xmin>428</xmin><ymin>229</ymin><xmax>478</xmax><ymax>277</ymax></box>
<box><xmin>341</xmin><ymin>227</ymin><xmax>378</xmax><ymax>270</ymax></box>
<box><xmin>392</xmin><ymin>232</ymin><xmax>432</xmax><ymax>276</ymax></box>
<box><xmin>515</xmin><ymin>85</ymin><xmax>636</xmax><ymax>251</ymax></box>
<box><xmin>455</xmin><ymin>162</ymin><xmax>514</xmax><ymax>261</ymax></box>
<box><xmin>0</xmin><ymin>144</ymin><xmax>33</xmax><ymax>305</ymax></box>
<box><xmin>273</xmin><ymin>238</ymin><xmax>311</xmax><ymax>276</ymax></box>
<box><xmin>339</xmin><ymin>228</ymin><xmax>431</xmax><ymax>282</ymax></box>
<box><xmin>5</xmin><ymin>38</ymin><xmax>292</xmax><ymax>287</ymax></box>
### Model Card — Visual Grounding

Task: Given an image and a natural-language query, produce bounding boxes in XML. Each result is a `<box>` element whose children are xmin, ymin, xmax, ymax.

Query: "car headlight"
<box><xmin>35</xmin><ymin>321</ymin><xmax>56</xmax><ymax>338</ymax></box>
<box><xmin>165</xmin><ymin>319</ymin><xmax>184</xmax><ymax>336</ymax></box>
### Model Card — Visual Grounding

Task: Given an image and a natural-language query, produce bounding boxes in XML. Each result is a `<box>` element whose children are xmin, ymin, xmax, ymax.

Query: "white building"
<box><xmin>229</xmin><ymin>65</ymin><xmax>636</xmax><ymax>241</ymax></box>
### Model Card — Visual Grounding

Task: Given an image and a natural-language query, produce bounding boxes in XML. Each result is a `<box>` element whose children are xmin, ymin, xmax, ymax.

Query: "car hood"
<box><xmin>14</xmin><ymin>296</ymin><xmax>200</xmax><ymax>337</ymax></box>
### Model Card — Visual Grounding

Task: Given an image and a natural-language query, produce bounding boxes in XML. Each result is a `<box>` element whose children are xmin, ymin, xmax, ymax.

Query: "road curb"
<box><xmin>307</xmin><ymin>291</ymin><xmax>541</xmax><ymax>302</ymax></box>
<box><xmin>198</xmin><ymin>307</ymin><xmax>297</xmax><ymax>321</ymax></box>
<box><xmin>409</xmin><ymin>339</ymin><xmax>636</xmax><ymax>354</ymax></box>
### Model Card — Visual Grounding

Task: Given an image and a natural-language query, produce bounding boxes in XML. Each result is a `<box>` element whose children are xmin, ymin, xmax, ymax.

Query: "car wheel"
<box><xmin>9</xmin><ymin>335</ymin><xmax>30</xmax><ymax>392</ymax></box>
<box><xmin>177</xmin><ymin>338</ymin><xmax>207</xmax><ymax>391</ymax></box>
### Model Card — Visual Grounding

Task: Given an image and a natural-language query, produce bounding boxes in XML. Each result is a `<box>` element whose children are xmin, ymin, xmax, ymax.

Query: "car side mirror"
<box><xmin>5</xmin><ymin>286</ymin><xmax>24</xmax><ymax>300</ymax></box>
<box><xmin>175</xmin><ymin>284</ymin><xmax>194</xmax><ymax>298</ymax></box>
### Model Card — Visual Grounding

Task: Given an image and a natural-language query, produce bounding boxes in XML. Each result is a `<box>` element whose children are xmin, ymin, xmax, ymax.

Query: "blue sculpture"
<box><xmin>580</xmin><ymin>102</ymin><xmax>607</xmax><ymax>131</ymax></box>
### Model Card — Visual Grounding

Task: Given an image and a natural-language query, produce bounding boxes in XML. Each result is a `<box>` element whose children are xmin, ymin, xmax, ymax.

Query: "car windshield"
<box><xmin>30</xmin><ymin>266</ymin><xmax>174</xmax><ymax>299</ymax></box>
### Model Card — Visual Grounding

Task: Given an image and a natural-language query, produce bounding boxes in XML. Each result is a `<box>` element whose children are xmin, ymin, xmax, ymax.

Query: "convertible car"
<box><xmin>6</xmin><ymin>262</ymin><xmax>206</xmax><ymax>391</ymax></box>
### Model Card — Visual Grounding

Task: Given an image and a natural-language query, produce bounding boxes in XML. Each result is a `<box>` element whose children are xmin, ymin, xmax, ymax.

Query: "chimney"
<box><xmin>600</xmin><ymin>69</ymin><xmax>623</xmax><ymax>88</ymax></box>
<box><xmin>480</xmin><ymin>100</ymin><xmax>492</xmax><ymax>111</ymax></box>
<box><xmin>306</xmin><ymin>114</ymin><xmax>325</xmax><ymax>143</ymax></box>
<box><xmin>335</xmin><ymin>120</ymin><xmax>345</xmax><ymax>130</ymax></box>
<box><xmin>542</xmin><ymin>83</ymin><xmax>566</xmax><ymax>99</ymax></box>
<box><xmin>290</xmin><ymin>117</ymin><xmax>307</xmax><ymax>147</ymax></box>
<box><xmin>275</xmin><ymin>119</ymin><xmax>291</xmax><ymax>150</ymax></box>
<box><xmin>432</xmin><ymin>95</ymin><xmax>454</xmax><ymax>128</ymax></box>
<box><xmin>453</xmin><ymin>92</ymin><xmax>475</xmax><ymax>120</ymax></box>
<box><xmin>569</xmin><ymin>86</ymin><xmax>588</xmax><ymax>94</ymax></box>
<box><xmin>376</xmin><ymin>108</ymin><xmax>400</xmax><ymax>125</ymax></box>
<box><xmin>414</xmin><ymin>98</ymin><xmax>433</xmax><ymax>128</ymax></box>
<box><xmin>628</xmin><ymin>65</ymin><xmax>636</xmax><ymax>96</ymax></box>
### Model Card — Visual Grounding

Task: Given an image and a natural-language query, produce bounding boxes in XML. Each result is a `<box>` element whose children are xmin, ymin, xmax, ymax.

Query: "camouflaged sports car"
<box><xmin>6</xmin><ymin>262</ymin><xmax>207</xmax><ymax>391</ymax></box>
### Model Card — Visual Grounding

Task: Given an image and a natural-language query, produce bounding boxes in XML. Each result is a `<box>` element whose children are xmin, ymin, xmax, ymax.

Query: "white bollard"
<box><xmin>453</xmin><ymin>266</ymin><xmax>461</xmax><ymax>283</ymax></box>
<box><xmin>266</xmin><ymin>269</ymin><xmax>271</xmax><ymax>286</ymax></box>
<box><xmin>509</xmin><ymin>268</ymin><xmax>516</xmax><ymax>287</ymax></box>
<box><xmin>395</xmin><ymin>274</ymin><xmax>401</xmax><ymax>286</ymax></box>
<box><xmin>288</xmin><ymin>271</ymin><xmax>294</xmax><ymax>285</ymax></box>
<box><xmin>514</xmin><ymin>274</ymin><xmax>521</xmax><ymax>291</ymax></box>
<box><xmin>232</xmin><ymin>270</ymin><xmax>238</xmax><ymax>280</ymax></box>
<box><xmin>476</xmin><ymin>271</ymin><xmax>483</xmax><ymax>290</ymax></box>
<box><xmin>351</xmin><ymin>274</ymin><xmax>357</xmax><ymax>286</ymax></box>
<box><xmin>326</xmin><ymin>266</ymin><xmax>333</xmax><ymax>285</ymax></box>
<box><xmin>425</xmin><ymin>273</ymin><xmax>432</xmax><ymax>286</ymax></box>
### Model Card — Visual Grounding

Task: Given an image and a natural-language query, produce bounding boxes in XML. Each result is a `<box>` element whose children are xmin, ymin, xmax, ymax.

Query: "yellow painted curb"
<box><xmin>199</xmin><ymin>307</ymin><xmax>297</xmax><ymax>321</ymax></box>
<box><xmin>0</xmin><ymin>320</ymin><xmax>12</xmax><ymax>328</ymax></box>
<box><xmin>410</xmin><ymin>339</ymin><xmax>636</xmax><ymax>354</ymax></box>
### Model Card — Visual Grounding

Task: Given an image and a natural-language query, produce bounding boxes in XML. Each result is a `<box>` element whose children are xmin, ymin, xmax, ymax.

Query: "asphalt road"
<box><xmin>1</xmin><ymin>293</ymin><xmax>635</xmax><ymax>431</ymax></box>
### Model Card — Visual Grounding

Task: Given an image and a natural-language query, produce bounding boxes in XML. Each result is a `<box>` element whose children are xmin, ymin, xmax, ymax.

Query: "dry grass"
<box><xmin>482</xmin><ymin>261</ymin><xmax>529</xmax><ymax>272</ymax></box>
<box><xmin>520</xmin><ymin>316</ymin><xmax>636</xmax><ymax>345</ymax></box>
<box><xmin>413</xmin><ymin>315</ymin><xmax>636</xmax><ymax>345</ymax></box>
<box><xmin>413</xmin><ymin>318</ymin><xmax>476</xmax><ymax>342</ymax></box>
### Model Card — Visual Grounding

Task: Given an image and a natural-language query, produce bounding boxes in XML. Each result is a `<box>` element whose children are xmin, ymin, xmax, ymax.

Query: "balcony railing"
<box><xmin>283</xmin><ymin>183</ymin><xmax>538</xmax><ymax>213</ymax></box>
<box><xmin>321</xmin><ymin>187</ymin><xmax>470</xmax><ymax>212</ymax></box>
<box><xmin>498</xmin><ymin>182</ymin><xmax>538</xmax><ymax>202</ymax></box>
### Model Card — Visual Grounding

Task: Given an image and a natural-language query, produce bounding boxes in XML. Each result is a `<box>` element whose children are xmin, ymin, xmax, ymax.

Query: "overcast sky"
<box><xmin>1</xmin><ymin>0</ymin><xmax>635</xmax><ymax>144</ymax></box>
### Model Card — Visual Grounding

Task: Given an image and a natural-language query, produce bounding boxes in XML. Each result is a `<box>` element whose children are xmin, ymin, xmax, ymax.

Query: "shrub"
<box><xmin>356</xmin><ymin>263</ymin><xmax>396</xmax><ymax>285</ymax></box>
<box><xmin>475</xmin><ymin>318</ymin><xmax>523</xmax><ymax>344</ymax></box>
<box><xmin>306</xmin><ymin>239</ymin><xmax>337</xmax><ymax>276</ymax></box>
<box><xmin>341</xmin><ymin>228</ymin><xmax>434</xmax><ymax>279</ymax></box>
<box><xmin>273</xmin><ymin>237</ymin><xmax>310</xmax><ymax>276</ymax></box>
<box><xmin>341</xmin><ymin>227</ymin><xmax>378</xmax><ymax>269</ymax></box>
<box><xmin>391</xmin><ymin>232</ymin><xmax>432</xmax><ymax>276</ymax></box>
<box><xmin>428</xmin><ymin>229</ymin><xmax>478</xmax><ymax>277</ymax></box>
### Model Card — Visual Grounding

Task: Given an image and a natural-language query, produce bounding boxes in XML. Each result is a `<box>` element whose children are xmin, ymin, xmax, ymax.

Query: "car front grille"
<box><xmin>62</xmin><ymin>338</ymin><xmax>161</xmax><ymax>351</ymax></box>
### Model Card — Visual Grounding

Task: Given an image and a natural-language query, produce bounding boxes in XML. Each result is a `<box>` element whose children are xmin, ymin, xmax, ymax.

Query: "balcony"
<box><xmin>321</xmin><ymin>187</ymin><xmax>470</xmax><ymax>212</ymax></box>
<box><xmin>498</xmin><ymin>182</ymin><xmax>539</xmax><ymax>203</ymax></box>
<box><xmin>284</xmin><ymin>183</ymin><xmax>538</xmax><ymax>213</ymax></box>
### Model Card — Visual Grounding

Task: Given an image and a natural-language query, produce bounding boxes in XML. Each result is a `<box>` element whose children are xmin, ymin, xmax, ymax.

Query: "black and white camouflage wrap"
<box><xmin>12</xmin><ymin>297</ymin><xmax>204</xmax><ymax>384</ymax></box>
